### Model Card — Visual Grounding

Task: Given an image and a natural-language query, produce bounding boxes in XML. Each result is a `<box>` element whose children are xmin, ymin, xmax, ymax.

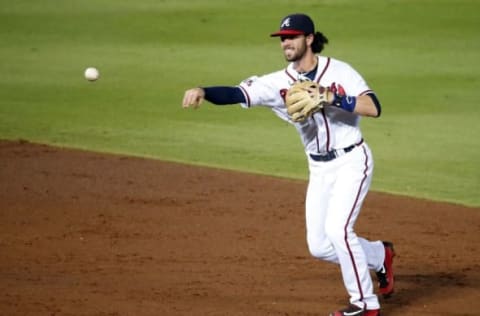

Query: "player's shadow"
<box><xmin>379</xmin><ymin>269</ymin><xmax>474</xmax><ymax>312</ymax></box>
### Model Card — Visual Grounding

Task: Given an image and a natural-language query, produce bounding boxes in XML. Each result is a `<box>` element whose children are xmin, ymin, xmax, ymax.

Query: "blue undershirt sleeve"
<box><xmin>202</xmin><ymin>86</ymin><xmax>246</xmax><ymax>105</ymax></box>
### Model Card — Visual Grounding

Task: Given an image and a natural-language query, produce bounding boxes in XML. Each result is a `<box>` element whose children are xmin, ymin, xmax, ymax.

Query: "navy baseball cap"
<box><xmin>270</xmin><ymin>13</ymin><xmax>315</xmax><ymax>37</ymax></box>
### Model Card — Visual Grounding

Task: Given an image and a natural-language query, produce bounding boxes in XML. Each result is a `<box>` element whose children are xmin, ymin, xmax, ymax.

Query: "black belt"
<box><xmin>309</xmin><ymin>139</ymin><xmax>364</xmax><ymax>162</ymax></box>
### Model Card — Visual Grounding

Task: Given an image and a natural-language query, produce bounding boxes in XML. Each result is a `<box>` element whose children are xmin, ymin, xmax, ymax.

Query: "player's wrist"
<box><xmin>332</xmin><ymin>93</ymin><xmax>356</xmax><ymax>112</ymax></box>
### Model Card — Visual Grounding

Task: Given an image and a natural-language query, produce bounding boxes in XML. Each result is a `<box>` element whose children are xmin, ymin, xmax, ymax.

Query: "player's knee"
<box><xmin>307</xmin><ymin>236</ymin><xmax>335</xmax><ymax>260</ymax></box>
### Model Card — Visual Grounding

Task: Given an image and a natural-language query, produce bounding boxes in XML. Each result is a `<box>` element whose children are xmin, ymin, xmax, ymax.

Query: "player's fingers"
<box><xmin>182</xmin><ymin>93</ymin><xmax>199</xmax><ymax>108</ymax></box>
<box><xmin>182</xmin><ymin>91</ymin><xmax>194</xmax><ymax>108</ymax></box>
<box><xmin>182</xmin><ymin>90</ymin><xmax>195</xmax><ymax>108</ymax></box>
<box><xmin>182</xmin><ymin>88</ymin><xmax>205</xmax><ymax>109</ymax></box>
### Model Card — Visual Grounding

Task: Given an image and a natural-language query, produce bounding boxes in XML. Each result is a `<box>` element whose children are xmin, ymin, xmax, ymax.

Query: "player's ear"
<box><xmin>306</xmin><ymin>33</ymin><xmax>314</xmax><ymax>46</ymax></box>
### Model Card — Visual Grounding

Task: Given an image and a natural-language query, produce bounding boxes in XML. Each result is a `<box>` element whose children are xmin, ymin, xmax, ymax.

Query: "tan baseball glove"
<box><xmin>285</xmin><ymin>81</ymin><xmax>331</xmax><ymax>122</ymax></box>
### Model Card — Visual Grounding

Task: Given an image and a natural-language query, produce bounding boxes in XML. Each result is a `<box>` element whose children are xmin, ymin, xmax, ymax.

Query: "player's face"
<box><xmin>280</xmin><ymin>35</ymin><xmax>308</xmax><ymax>62</ymax></box>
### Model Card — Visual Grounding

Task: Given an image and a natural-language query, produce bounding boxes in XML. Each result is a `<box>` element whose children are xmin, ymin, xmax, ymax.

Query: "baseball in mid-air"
<box><xmin>84</xmin><ymin>67</ymin><xmax>100</xmax><ymax>81</ymax></box>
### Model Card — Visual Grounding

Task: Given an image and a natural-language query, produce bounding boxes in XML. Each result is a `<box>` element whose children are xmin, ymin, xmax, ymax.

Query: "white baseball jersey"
<box><xmin>237</xmin><ymin>55</ymin><xmax>386</xmax><ymax>310</ymax></box>
<box><xmin>238</xmin><ymin>56</ymin><xmax>373</xmax><ymax>155</ymax></box>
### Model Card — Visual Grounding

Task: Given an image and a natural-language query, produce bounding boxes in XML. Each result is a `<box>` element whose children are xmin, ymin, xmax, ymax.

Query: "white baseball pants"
<box><xmin>305</xmin><ymin>142</ymin><xmax>385</xmax><ymax>310</ymax></box>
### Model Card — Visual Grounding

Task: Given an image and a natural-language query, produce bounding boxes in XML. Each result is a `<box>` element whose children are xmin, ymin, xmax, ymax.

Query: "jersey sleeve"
<box><xmin>337</xmin><ymin>62</ymin><xmax>373</xmax><ymax>97</ymax></box>
<box><xmin>237</xmin><ymin>73</ymin><xmax>285</xmax><ymax>109</ymax></box>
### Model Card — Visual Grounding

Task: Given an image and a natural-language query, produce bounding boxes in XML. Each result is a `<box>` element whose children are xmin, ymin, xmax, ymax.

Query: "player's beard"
<box><xmin>283</xmin><ymin>40</ymin><xmax>308</xmax><ymax>62</ymax></box>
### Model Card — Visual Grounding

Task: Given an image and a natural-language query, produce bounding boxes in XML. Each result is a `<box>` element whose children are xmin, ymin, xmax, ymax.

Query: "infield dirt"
<box><xmin>1</xmin><ymin>140</ymin><xmax>479</xmax><ymax>316</ymax></box>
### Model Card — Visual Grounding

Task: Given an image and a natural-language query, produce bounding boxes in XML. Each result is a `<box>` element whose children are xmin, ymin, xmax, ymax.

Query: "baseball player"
<box><xmin>182</xmin><ymin>13</ymin><xmax>395</xmax><ymax>316</ymax></box>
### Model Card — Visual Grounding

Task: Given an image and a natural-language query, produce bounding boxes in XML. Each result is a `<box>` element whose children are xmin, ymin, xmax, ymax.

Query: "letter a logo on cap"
<box><xmin>281</xmin><ymin>17</ymin><xmax>291</xmax><ymax>28</ymax></box>
<box><xmin>270</xmin><ymin>13</ymin><xmax>315</xmax><ymax>37</ymax></box>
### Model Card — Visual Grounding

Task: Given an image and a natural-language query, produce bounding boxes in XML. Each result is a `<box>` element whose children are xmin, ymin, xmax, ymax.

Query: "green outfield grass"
<box><xmin>1</xmin><ymin>0</ymin><xmax>479</xmax><ymax>207</ymax></box>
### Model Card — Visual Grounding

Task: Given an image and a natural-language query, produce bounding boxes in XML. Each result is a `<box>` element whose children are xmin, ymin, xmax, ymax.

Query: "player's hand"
<box><xmin>182</xmin><ymin>88</ymin><xmax>205</xmax><ymax>109</ymax></box>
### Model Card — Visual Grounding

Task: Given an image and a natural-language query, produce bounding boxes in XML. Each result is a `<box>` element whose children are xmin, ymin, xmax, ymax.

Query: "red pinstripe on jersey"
<box><xmin>238</xmin><ymin>85</ymin><xmax>251</xmax><ymax>107</ymax></box>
